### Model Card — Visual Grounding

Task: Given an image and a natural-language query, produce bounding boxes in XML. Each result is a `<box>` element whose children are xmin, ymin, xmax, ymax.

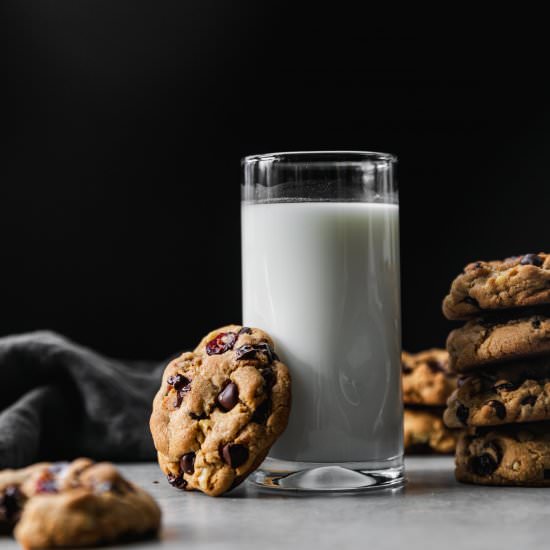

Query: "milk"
<box><xmin>242</xmin><ymin>201</ymin><xmax>402</xmax><ymax>463</ymax></box>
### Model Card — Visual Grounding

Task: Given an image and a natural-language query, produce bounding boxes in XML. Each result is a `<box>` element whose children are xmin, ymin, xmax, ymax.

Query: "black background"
<box><xmin>4</xmin><ymin>2</ymin><xmax>549</xmax><ymax>359</ymax></box>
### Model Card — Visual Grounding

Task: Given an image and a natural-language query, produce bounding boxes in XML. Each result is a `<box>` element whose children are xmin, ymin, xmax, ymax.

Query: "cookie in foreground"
<box><xmin>455</xmin><ymin>422</ymin><xmax>550</xmax><ymax>486</ymax></box>
<box><xmin>402</xmin><ymin>349</ymin><xmax>456</xmax><ymax>406</ymax></box>
<box><xmin>443</xmin><ymin>356</ymin><xmax>550</xmax><ymax>428</ymax></box>
<box><xmin>403</xmin><ymin>408</ymin><xmax>458</xmax><ymax>454</ymax></box>
<box><xmin>0</xmin><ymin>458</ymin><xmax>161</xmax><ymax>548</ymax></box>
<box><xmin>442</xmin><ymin>253</ymin><xmax>550</xmax><ymax>320</ymax></box>
<box><xmin>150</xmin><ymin>325</ymin><xmax>291</xmax><ymax>496</ymax></box>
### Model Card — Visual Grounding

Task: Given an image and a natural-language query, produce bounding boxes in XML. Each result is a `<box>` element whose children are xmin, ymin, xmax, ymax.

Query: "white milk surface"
<box><xmin>242</xmin><ymin>201</ymin><xmax>403</xmax><ymax>463</ymax></box>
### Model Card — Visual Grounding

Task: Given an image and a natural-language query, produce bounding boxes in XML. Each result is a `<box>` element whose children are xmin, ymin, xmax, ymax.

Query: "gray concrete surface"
<box><xmin>2</xmin><ymin>457</ymin><xmax>548</xmax><ymax>549</ymax></box>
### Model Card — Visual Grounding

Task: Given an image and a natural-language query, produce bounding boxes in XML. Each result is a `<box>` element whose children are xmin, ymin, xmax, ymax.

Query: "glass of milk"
<box><xmin>242</xmin><ymin>151</ymin><xmax>403</xmax><ymax>491</ymax></box>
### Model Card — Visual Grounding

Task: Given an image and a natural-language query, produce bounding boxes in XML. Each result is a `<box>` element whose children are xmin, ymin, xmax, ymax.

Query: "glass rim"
<box><xmin>242</xmin><ymin>150</ymin><xmax>397</xmax><ymax>165</ymax></box>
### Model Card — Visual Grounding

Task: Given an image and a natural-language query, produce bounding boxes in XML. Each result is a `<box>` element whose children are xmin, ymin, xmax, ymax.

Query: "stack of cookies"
<box><xmin>442</xmin><ymin>252</ymin><xmax>550</xmax><ymax>486</ymax></box>
<box><xmin>402</xmin><ymin>349</ymin><xmax>458</xmax><ymax>454</ymax></box>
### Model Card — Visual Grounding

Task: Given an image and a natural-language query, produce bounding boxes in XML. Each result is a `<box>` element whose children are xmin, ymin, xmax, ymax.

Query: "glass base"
<box><xmin>250</xmin><ymin>456</ymin><xmax>405</xmax><ymax>493</ymax></box>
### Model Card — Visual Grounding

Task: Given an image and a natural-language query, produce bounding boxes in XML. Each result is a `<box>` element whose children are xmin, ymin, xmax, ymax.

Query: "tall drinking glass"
<box><xmin>241</xmin><ymin>151</ymin><xmax>403</xmax><ymax>491</ymax></box>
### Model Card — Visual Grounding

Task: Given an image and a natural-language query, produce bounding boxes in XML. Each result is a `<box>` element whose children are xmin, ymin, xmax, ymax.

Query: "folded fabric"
<box><xmin>0</xmin><ymin>331</ymin><xmax>166</xmax><ymax>469</ymax></box>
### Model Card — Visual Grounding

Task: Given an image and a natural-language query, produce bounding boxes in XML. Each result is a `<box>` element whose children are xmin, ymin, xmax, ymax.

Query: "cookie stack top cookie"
<box><xmin>442</xmin><ymin>252</ymin><xmax>550</xmax><ymax>486</ymax></box>
<box><xmin>442</xmin><ymin>253</ymin><xmax>550</xmax><ymax>320</ymax></box>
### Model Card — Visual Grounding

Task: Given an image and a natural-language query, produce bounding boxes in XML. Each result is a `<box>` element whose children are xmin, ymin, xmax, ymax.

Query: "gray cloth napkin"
<box><xmin>0</xmin><ymin>331</ymin><xmax>166</xmax><ymax>468</ymax></box>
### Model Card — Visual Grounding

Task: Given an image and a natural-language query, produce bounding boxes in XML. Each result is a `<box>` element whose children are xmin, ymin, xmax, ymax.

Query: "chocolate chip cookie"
<box><xmin>403</xmin><ymin>408</ymin><xmax>458</xmax><ymax>454</ymax></box>
<box><xmin>402</xmin><ymin>349</ymin><xmax>456</xmax><ymax>406</ymax></box>
<box><xmin>447</xmin><ymin>310</ymin><xmax>550</xmax><ymax>371</ymax></box>
<box><xmin>443</xmin><ymin>253</ymin><xmax>550</xmax><ymax>320</ymax></box>
<box><xmin>150</xmin><ymin>325</ymin><xmax>291</xmax><ymax>497</ymax></box>
<box><xmin>455</xmin><ymin>422</ymin><xmax>550</xmax><ymax>486</ymax></box>
<box><xmin>0</xmin><ymin>463</ymin><xmax>48</xmax><ymax>532</ymax></box>
<box><xmin>1</xmin><ymin>459</ymin><xmax>161</xmax><ymax>548</ymax></box>
<box><xmin>443</xmin><ymin>356</ymin><xmax>550</xmax><ymax>428</ymax></box>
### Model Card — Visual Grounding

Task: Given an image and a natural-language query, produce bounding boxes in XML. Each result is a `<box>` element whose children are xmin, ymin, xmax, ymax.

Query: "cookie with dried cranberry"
<box><xmin>150</xmin><ymin>325</ymin><xmax>291</xmax><ymax>497</ymax></box>
<box><xmin>402</xmin><ymin>349</ymin><xmax>456</xmax><ymax>406</ymax></box>
<box><xmin>455</xmin><ymin>422</ymin><xmax>550</xmax><ymax>486</ymax></box>
<box><xmin>447</xmin><ymin>310</ymin><xmax>550</xmax><ymax>372</ymax></box>
<box><xmin>443</xmin><ymin>253</ymin><xmax>550</xmax><ymax>320</ymax></box>
<box><xmin>0</xmin><ymin>463</ymin><xmax>48</xmax><ymax>532</ymax></box>
<box><xmin>1</xmin><ymin>459</ymin><xmax>161</xmax><ymax>547</ymax></box>
<box><xmin>403</xmin><ymin>408</ymin><xmax>458</xmax><ymax>454</ymax></box>
<box><xmin>443</xmin><ymin>356</ymin><xmax>550</xmax><ymax>428</ymax></box>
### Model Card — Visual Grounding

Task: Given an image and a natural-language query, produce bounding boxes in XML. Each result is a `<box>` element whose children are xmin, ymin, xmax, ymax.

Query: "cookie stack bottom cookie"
<box><xmin>442</xmin><ymin>252</ymin><xmax>550</xmax><ymax>486</ymax></box>
<box><xmin>402</xmin><ymin>349</ymin><xmax>458</xmax><ymax>454</ymax></box>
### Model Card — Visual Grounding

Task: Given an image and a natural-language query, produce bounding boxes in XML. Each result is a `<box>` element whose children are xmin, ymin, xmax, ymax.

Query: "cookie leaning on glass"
<box><xmin>443</xmin><ymin>252</ymin><xmax>550</xmax><ymax>486</ymax></box>
<box><xmin>150</xmin><ymin>325</ymin><xmax>291</xmax><ymax>497</ymax></box>
<box><xmin>401</xmin><ymin>349</ymin><xmax>459</xmax><ymax>454</ymax></box>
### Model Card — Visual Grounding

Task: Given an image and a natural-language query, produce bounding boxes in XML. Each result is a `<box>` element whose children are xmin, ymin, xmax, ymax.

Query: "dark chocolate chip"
<box><xmin>474</xmin><ymin>261</ymin><xmax>483</xmax><ymax>269</ymax></box>
<box><xmin>521</xmin><ymin>395</ymin><xmax>537</xmax><ymax>406</ymax></box>
<box><xmin>251</xmin><ymin>399</ymin><xmax>271</xmax><ymax>424</ymax></box>
<box><xmin>463</xmin><ymin>296</ymin><xmax>480</xmax><ymax>308</ymax></box>
<box><xmin>221</xmin><ymin>444</ymin><xmax>249</xmax><ymax>468</ymax></box>
<box><xmin>238</xmin><ymin>327</ymin><xmax>252</xmax><ymax>335</ymax></box>
<box><xmin>189</xmin><ymin>412</ymin><xmax>208</xmax><ymax>420</ymax></box>
<box><xmin>486</xmin><ymin>400</ymin><xmax>506</xmax><ymax>420</ymax></box>
<box><xmin>520</xmin><ymin>253</ymin><xmax>543</xmax><ymax>267</ymax></box>
<box><xmin>217</xmin><ymin>382</ymin><xmax>239</xmax><ymax>411</ymax></box>
<box><xmin>167</xmin><ymin>374</ymin><xmax>190</xmax><ymax>390</ymax></box>
<box><xmin>259</xmin><ymin>367</ymin><xmax>276</xmax><ymax>389</ymax></box>
<box><xmin>493</xmin><ymin>381</ymin><xmax>517</xmax><ymax>392</ymax></box>
<box><xmin>0</xmin><ymin>486</ymin><xmax>23</xmax><ymax>522</ymax></box>
<box><xmin>180</xmin><ymin>453</ymin><xmax>196</xmax><ymax>475</ymax></box>
<box><xmin>532</xmin><ymin>318</ymin><xmax>542</xmax><ymax>329</ymax></box>
<box><xmin>167</xmin><ymin>473</ymin><xmax>187</xmax><ymax>490</ymax></box>
<box><xmin>206</xmin><ymin>332</ymin><xmax>237</xmax><ymax>355</ymax></box>
<box><xmin>426</xmin><ymin>359</ymin><xmax>445</xmax><ymax>373</ymax></box>
<box><xmin>235</xmin><ymin>342</ymin><xmax>278</xmax><ymax>363</ymax></box>
<box><xmin>470</xmin><ymin>453</ymin><xmax>498</xmax><ymax>477</ymax></box>
<box><xmin>401</xmin><ymin>362</ymin><xmax>413</xmax><ymax>374</ymax></box>
<box><xmin>456</xmin><ymin>403</ymin><xmax>470</xmax><ymax>425</ymax></box>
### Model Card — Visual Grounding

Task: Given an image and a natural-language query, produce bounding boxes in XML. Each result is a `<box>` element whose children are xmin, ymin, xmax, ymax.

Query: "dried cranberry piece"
<box><xmin>206</xmin><ymin>332</ymin><xmax>237</xmax><ymax>355</ymax></box>
<box><xmin>35</xmin><ymin>472</ymin><xmax>58</xmax><ymax>494</ymax></box>
<box><xmin>456</xmin><ymin>404</ymin><xmax>469</xmax><ymax>425</ymax></box>
<box><xmin>221</xmin><ymin>444</ymin><xmax>249</xmax><ymax>468</ymax></box>
<box><xmin>167</xmin><ymin>473</ymin><xmax>187</xmax><ymax>490</ymax></box>
<box><xmin>521</xmin><ymin>395</ymin><xmax>537</xmax><ymax>406</ymax></box>
<box><xmin>486</xmin><ymin>400</ymin><xmax>506</xmax><ymax>420</ymax></box>
<box><xmin>520</xmin><ymin>254</ymin><xmax>543</xmax><ymax>267</ymax></box>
